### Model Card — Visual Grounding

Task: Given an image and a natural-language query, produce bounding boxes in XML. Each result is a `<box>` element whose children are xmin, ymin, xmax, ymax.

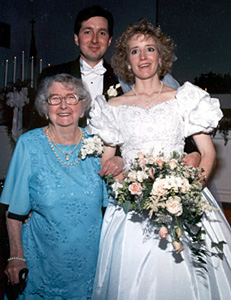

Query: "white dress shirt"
<box><xmin>80</xmin><ymin>58</ymin><xmax>106</xmax><ymax>105</ymax></box>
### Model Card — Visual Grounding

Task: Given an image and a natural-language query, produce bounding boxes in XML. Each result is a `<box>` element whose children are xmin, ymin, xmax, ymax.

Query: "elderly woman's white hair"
<box><xmin>35</xmin><ymin>73</ymin><xmax>91</xmax><ymax>118</ymax></box>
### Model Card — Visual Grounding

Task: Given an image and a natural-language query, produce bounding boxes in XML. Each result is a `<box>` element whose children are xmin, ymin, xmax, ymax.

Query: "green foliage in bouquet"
<box><xmin>106</xmin><ymin>151</ymin><xmax>225</xmax><ymax>263</ymax></box>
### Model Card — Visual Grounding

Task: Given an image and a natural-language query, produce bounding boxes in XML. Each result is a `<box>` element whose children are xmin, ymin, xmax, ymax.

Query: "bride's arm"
<box><xmin>99</xmin><ymin>145</ymin><xmax>124</xmax><ymax>178</ymax></box>
<box><xmin>192</xmin><ymin>133</ymin><xmax>216</xmax><ymax>183</ymax></box>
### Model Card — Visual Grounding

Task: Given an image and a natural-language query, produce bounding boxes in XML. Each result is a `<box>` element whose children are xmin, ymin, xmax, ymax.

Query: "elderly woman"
<box><xmin>0</xmin><ymin>74</ymin><xmax>108</xmax><ymax>299</ymax></box>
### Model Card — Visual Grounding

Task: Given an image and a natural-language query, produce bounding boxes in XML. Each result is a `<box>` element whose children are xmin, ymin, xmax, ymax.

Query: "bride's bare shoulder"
<box><xmin>162</xmin><ymin>85</ymin><xmax>177</xmax><ymax>100</ymax></box>
<box><xmin>108</xmin><ymin>91</ymin><xmax>134</xmax><ymax>107</ymax></box>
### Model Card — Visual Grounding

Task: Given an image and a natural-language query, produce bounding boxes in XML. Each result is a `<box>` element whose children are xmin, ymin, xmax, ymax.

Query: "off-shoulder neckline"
<box><xmin>109</xmin><ymin>97</ymin><xmax>177</xmax><ymax>110</ymax></box>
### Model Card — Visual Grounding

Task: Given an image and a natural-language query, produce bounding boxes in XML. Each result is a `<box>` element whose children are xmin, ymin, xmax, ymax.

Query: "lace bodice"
<box><xmin>108</xmin><ymin>100</ymin><xmax>185</xmax><ymax>169</ymax></box>
<box><xmin>86</xmin><ymin>82</ymin><xmax>223</xmax><ymax>170</ymax></box>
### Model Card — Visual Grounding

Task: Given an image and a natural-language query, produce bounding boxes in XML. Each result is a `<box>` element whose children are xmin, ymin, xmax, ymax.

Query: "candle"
<box><xmin>13</xmin><ymin>56</ymin><xmax>17</xmax><ymax>83</ymax></box>
<box><xmin>31</xmin><ymin>56</ymin><xmax>34</xmax><ymax>88</ymax></box>
<box><xmin>4</xmin><ymin>59</ymin><xmax>8</xmax><ymax>87</ymax></box>
<box><xmin>22</xmin><ymin>51</ymin><xmax>25</xmax><ymax>81</ymax></box>
<box><xmin>39</xmin><ymin>59</ymin><xmax>43</xmax><ymax>74</ymax></box>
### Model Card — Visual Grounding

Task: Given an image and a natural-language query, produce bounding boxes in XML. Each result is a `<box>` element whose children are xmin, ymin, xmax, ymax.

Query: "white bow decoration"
<box><xmin>6</xmin><ymin>87</ymin><xmax>30</xmax><ymax>142</ymax></box>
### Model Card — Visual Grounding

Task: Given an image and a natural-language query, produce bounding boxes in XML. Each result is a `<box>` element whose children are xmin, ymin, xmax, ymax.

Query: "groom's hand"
<box><xmin>99</xmin><ymin>156</ymin><xmax>124</xmax><ymax>177</ymax></box>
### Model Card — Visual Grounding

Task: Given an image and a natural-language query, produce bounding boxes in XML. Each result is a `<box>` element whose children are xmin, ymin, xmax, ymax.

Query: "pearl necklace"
<box><xmin>46</xmin><ymin>126</ymin><xmax>84</xmax><ymax>166</ymax></box>
<box><xmin>132</xmin><ymin>81</ymin><xmax>163</xmax><ymax>109</ymax></box>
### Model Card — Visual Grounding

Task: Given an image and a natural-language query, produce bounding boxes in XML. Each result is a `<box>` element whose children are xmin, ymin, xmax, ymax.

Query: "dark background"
<box><xmin>0</xmin><ymin>0</ymin><xmax>231</xmax><ymax>87</ymax></box>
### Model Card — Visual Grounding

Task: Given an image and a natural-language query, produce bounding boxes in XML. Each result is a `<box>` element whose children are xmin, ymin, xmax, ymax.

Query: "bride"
<box><xmin>87</xmin><ymin>19</ymin><xmax>231</xmax><ymax>299</ymax></box>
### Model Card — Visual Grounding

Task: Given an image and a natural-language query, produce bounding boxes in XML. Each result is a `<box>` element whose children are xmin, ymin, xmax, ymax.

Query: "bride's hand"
<box><xmin>183</xmin><ymin>152</ymin><xmax>201</xmax><ymax>167</ymax></box>
<box><xmin>99</xmin><ymin>156</ymin><xmax>124</xmax><ymax>177</ymax></box>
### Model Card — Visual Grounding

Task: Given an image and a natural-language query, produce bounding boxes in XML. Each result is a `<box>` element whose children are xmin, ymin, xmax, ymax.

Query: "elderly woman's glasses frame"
<box><xmin>47</xmin><ymin>93</ymin><xmax>81</xmax><ymax>105</ymax></box>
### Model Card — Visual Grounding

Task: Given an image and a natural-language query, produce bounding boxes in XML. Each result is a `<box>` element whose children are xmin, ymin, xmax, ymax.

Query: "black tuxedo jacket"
<box><xmin>38</xmin><ymin>58</ymin><xmax>122</xmax><ymax>99</ymax></box>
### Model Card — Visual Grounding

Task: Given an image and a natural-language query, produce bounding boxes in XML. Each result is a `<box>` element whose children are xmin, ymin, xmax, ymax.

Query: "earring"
<box><xmin>128</xmin><ymin>65</ymin><xmax>131</xmax><ymax>70</ymax></box>
<box><xmin>45</xmin><ymin>114</ymin><xmax>49</xmax><ymax>120</ymax></box>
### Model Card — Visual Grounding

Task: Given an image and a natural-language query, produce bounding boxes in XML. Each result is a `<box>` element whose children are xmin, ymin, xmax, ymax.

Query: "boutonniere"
<box><xmin>106</xmin><ymin>83</ymin><xmax>121</xmax><ymax>99</ymax></box>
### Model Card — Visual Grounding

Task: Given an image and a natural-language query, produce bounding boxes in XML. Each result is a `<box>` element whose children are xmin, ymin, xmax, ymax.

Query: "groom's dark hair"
<box><xmin>74</xmin><ymin>5</ymin><xmax>114</xmax><ymax>37</ymax></box>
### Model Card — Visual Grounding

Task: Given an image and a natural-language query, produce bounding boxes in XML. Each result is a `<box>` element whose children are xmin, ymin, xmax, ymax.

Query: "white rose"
<box><xmin>136</xmin><ymin>170</ymin><xmax>149</xmax><ymax>182</ymax></box>
<box><xmin>127</xmin><ymin>170</ymin><xmax>137</xmax><ymax>182</ymax></box>
<box><xmin>181</xmin><ymin>178</ymin><xmax>190</xmax><ymax>193</ymax></box>
<box><xmin>111</xmin><ymin>180</ymin><xmax>123</xmax><ymax>198</ymax></box>
<box><xmin>168</xmin><ymin>159</ymin><xmax>178</xmax><ymax>170</ymax></box>
<box><xmin>147</xmin><ymin>156</ymin><xmax>156</xmax><ymax>164</ymax></box>
<box><xmin>151</xmin><ymin>178</ymin><xmax>168</xmax><ymax>196</ymax></box>
<box><xmin>107</xmin><ymin>85</ymin><xmax>118</xmax><ymax>97</ymax></box>
<box><xmin>163</xmin><ymin>176</ymin><xmax>177</xmax><ymax>190</ymax></box>
<box><xmin>80</xmin><ymin>149</ymin><xmax>88</xmax><ymax>159</ymax></box>
<box><xmin>166</xmin><ymin>196</ymin><xmax>183</xmax><ymax>216</ymax></box>
<box><xmin>174</xmin><ymin>177</ymin><xmax>183</xmax><ymax>188</ymax></box>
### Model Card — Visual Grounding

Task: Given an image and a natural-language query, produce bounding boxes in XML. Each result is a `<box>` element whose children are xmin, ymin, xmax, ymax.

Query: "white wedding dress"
<box><xmin>86</xmin><ymin>82</ymin><xmax>231</xmax><ymax>300</ymax></box>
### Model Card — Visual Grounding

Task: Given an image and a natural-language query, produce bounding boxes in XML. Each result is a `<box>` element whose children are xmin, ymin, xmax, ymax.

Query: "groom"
<box><xmin>39</xmin><ymin>5</ymin><xmax>123</xmax><ymax>103</ymax></box>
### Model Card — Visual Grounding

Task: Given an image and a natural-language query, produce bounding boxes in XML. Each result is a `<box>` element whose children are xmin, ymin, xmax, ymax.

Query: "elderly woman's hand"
<box><xmin>5</xmin><ymin>259</ymin><xmax>27</xmax><ymax>285</ymax></box>
<box><xmin>183</xmin><ymin>152</ymin><xmax>201</xmax><ymax>168</ymax></box>
<box><xmin>99</xmin><ymin>156</ymin><xmax>124</xmax><ymax>177</ymax></box>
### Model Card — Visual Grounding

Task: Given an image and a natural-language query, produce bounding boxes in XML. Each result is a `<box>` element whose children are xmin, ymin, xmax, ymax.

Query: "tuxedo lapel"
<box><xmin>68</xmin><ymin>59</ymin><xmax>81</xmax><ymax>78</ymax></box>
<box><xmin>103</xmin><ymin>61</ymin><xmax>123</xmax><ymax>100</ymax></box>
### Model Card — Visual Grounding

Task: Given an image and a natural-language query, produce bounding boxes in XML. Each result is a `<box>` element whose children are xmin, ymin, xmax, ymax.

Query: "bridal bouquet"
<box><xmin>107</xmin><ymin>151</ymin><xmax>223</xmax><ymax>258</ymax></box>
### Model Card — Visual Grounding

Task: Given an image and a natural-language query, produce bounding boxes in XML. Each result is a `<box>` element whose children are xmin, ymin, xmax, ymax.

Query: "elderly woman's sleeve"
<box><xmin>86</xmin><ymin>95</ymin><xmax>124</xmax><ymax>146</ymax></box>
<box><xmin>176</xmin><ymin>82</ymin><xmax>223</xmax><ymax>137</ymax></box>
<box><xmin>0</xmin><ymin>137</ymin><xmax>31</xmax><ymax>221</ymax></box>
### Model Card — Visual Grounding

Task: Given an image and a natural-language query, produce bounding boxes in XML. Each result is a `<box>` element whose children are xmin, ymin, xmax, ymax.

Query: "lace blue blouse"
<box><xmin>0</xmin><ymin>127</ymin><xmax>108</xmax><ymax>300</ymax></box>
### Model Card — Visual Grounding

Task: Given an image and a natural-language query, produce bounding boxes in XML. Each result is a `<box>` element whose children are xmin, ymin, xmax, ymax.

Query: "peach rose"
<box><xmin>137</xmin><ymin>152</ymin><xmax>144</xmax><ymax>159</ymax></box>
<box><xmin>128</xmin><ymin>182</ymin><xmax>142</xmax><ymax>195</ymax></box>
<box><xmin>159</xmin><ymin>226</ymin><xmax>168</xmax><ymax>239</ymax></box>
<box><xmin>156</xmin><ymin>157</ymin><xmax>164</xmax><ymax>168</ymax></box>
<box><xmin>137</xmin><ymin>153</ymin><xmax>146</xmax><ymax>168</ymax></box>
<box><xmin>172</xmin><ymin>240</ymin><xmax>184</xmax><ymax>253</ymax></box>
<box><xmin>175</xmin><ymin>227</ymin><xmax>183</xmax><ymax>238</ymax></box>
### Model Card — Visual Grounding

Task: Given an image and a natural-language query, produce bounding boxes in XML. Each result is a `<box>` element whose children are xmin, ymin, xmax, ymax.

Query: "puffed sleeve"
<box><xmin>0</xmin><ymin>136</ymin><xmax>31</xmax><ymax>220</ymax></box>
<box><xmin>176</xmin><ymin>82</ymin><xmax>223</xmax><ymax>137</ymax></box>
<box><xmin>86</xmin><ymin>95</ymin><xmax>124</xmax><ymax>146</ymax></box>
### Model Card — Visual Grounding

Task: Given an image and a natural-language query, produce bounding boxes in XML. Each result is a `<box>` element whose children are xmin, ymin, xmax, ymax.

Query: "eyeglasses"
<box><xmin>47</xmin><ymin>93</ymin><xmax>81</xmax><ymax>105</ymax></box>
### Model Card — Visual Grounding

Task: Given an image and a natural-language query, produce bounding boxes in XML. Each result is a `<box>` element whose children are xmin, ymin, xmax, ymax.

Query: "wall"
<box><xmin>211</xmin><ymin>132</ymin><xmax>231</xmax><ymax>204</ymax></box>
